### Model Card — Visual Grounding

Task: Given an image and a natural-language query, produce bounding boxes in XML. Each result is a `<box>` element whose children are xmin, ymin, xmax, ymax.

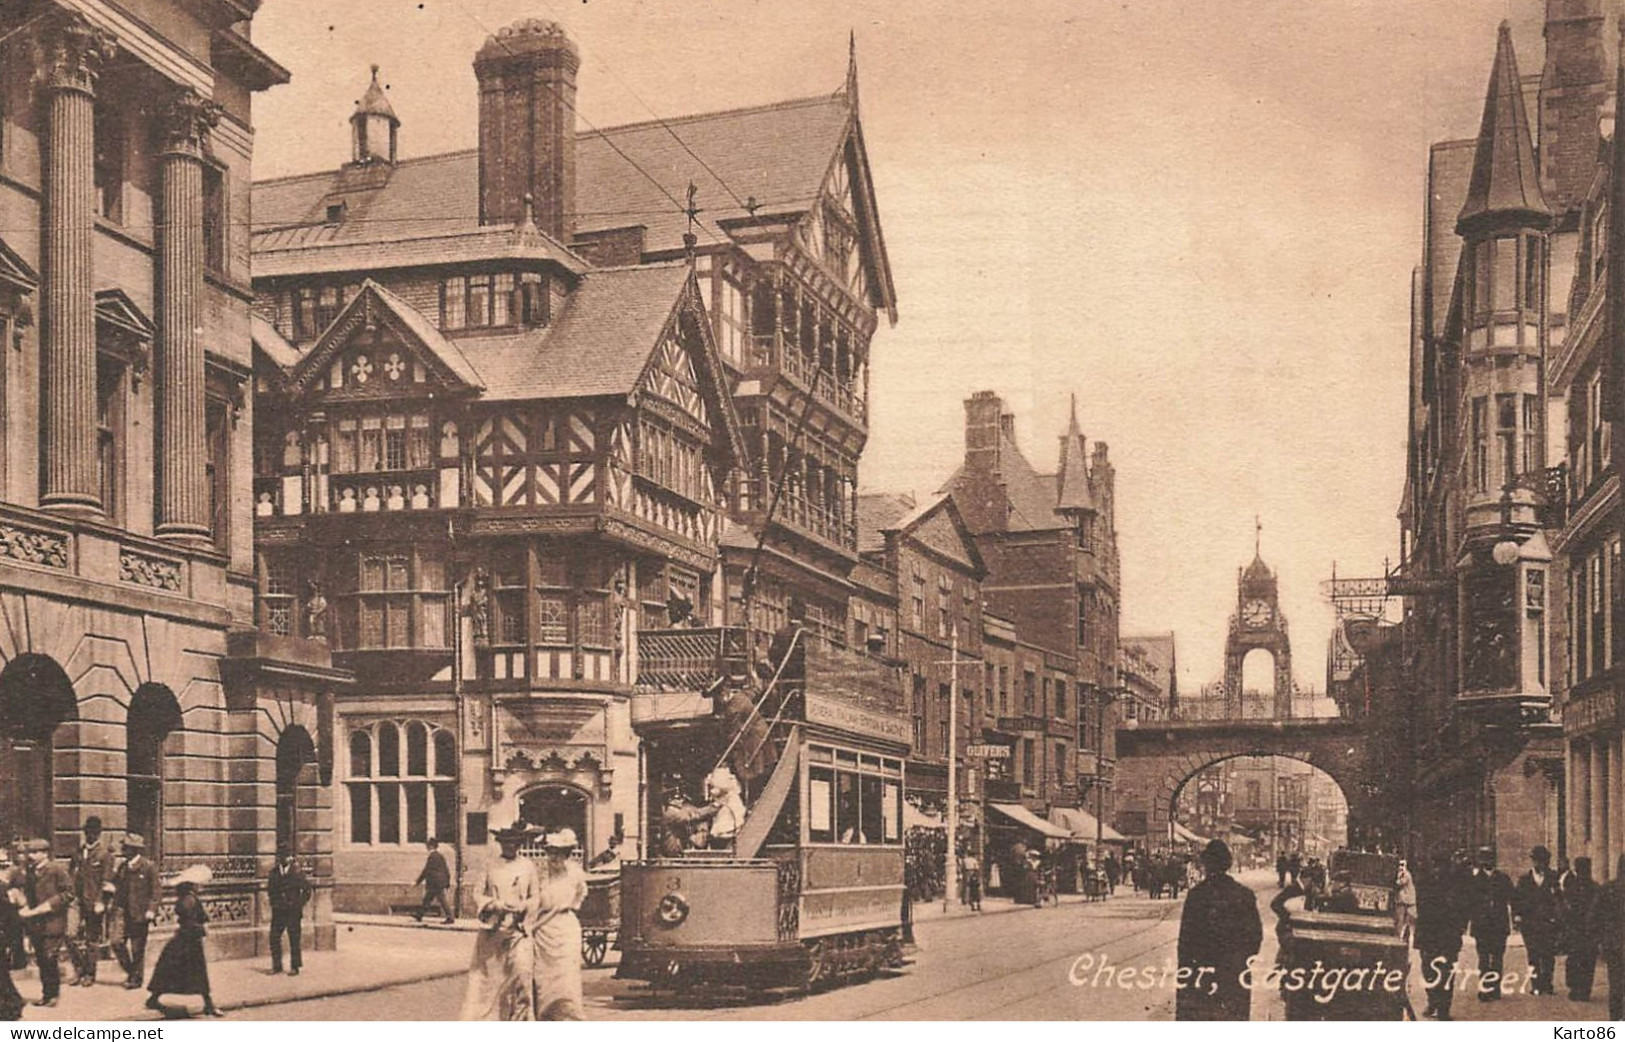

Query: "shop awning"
<box><xmin>1048</xmin><ymin>807</ymin><xmax>1126</xmax><ymax>843</ymax></box>
<box><xmin>989</xmin><ymin>802</ymin><xmax>1072</xmax><ymax>839</ymax></box>
<box><xmin>1172</xmin><ymin>822</ymin><xmax>1209</xmax><ymax>844</ymax></box>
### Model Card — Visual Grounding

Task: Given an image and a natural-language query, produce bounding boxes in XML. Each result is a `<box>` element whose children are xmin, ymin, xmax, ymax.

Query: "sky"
<box><xmin>251</xmin><ymin>0</ymin><xmax>1554</xmax><ymax>693</ymax></box>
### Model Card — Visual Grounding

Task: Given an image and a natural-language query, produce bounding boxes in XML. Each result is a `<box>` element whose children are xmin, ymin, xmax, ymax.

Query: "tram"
<box><xmin>616</xmin><ymin>623</ymin><xmax>910</xmax><ymax>991</ymax></box>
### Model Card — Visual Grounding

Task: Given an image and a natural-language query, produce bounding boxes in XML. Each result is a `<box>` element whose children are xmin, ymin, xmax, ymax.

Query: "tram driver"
<box><xmin>659</xmin><ymin>776</ymin><xmax>721</xmax><ymax>857</ymax></box>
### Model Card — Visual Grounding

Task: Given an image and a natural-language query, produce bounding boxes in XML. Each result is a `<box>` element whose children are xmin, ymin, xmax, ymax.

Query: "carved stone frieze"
<box><xmin>0</xmin><ymin>523</ymin><xmax>69</xmax><ymax>569</ymax></box>
<box><xmin>119</xmin><ymin>548</ymin><xmax>183</xmax><ymax>592</ymax></box>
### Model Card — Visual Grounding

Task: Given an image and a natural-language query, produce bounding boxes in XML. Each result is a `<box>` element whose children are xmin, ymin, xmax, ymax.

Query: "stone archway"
<box><xmin>1115</xmin><ymin>717</ymin><xmax>1377</xmax><ymax>853</ymax></box>
<box><xmin>0</xmin><ymin>653</ymin><xmax>77</xmax><ymax>844</ymax></box>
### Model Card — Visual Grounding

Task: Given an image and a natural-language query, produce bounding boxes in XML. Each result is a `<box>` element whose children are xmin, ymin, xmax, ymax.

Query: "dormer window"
<box><xmin>441</xmin><ymin>272</ymin><xmax>514</xmax><ymax>331</ymax></box>
<box><xmin>326</xmin><ymin>202</ymin><xmax>347</xmax><ymax>225</ymax></box>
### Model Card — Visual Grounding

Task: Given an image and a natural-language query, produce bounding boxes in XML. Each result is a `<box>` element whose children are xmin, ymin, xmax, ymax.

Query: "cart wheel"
<box><xmin>582</xmin><ymin>932</ymin><xmax>608</xmax><ymax>967</ymax></box>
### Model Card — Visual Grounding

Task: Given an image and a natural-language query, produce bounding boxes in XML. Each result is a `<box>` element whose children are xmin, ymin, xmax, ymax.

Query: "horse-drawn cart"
<box><xmin>1277</xmin><ymin>851</ymin><xmax>1411</xmax><ymax>1020</ymax></box>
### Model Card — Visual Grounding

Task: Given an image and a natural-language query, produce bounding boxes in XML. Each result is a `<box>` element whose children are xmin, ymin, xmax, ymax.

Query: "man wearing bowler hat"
<box><xmin>112</xmin><ymin>834</ymin><xmax>160</xmax><ymax>989</ymax></box>
<box><xmin>1514</xmin><ymin>844</ymin><xmax>1563</xmax><ymax>996</ymax></box>
<box><xmin>68</xmin><ymin>816</ymin><xmax>112</xmax><ymax>986</ymax></box>
<box><xmin>268</xmin><ymin>845</ymin><xmax>312</xmax><ymax>976</ymax></box>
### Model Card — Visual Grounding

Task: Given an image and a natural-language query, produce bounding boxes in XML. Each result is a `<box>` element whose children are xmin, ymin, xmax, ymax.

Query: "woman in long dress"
<box><xmin>460</xmin><ymin>823</ymin><xmax>541</xmax><ymax>1021</ymax></box>
<box><xmin>146</xmin><ymin>867</ymin><xmax>221</xmax><ymax>1017</ymax></box>
<box><xmin>532</xmin><ymin>829</ymin><xmax>589</xmax><ymax>1020</ymax></box>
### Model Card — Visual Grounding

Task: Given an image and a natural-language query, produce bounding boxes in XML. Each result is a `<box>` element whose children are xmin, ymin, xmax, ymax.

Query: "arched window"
<box><xmin>349</xmin><ymin>730</ymin><xmax>371</xmax><ymax>778</ymax></box>
<box><xmin>405</xmin><ymin>721</ymin><xmax>428</xmax><ymax>776</ymax></box>
<box><xmin>376</xmin><ymin>721</ymin><xmax>399</xmax><ymax>776</ymax></box>
<box><xmin>345</xmin><ymin>720</ymin><xmax>455</xmax><ymax>847</ymax></box>
<box><xmin>127</xmin><ymin>685</ymin><xmax>181</xmax><ymax>861</ymax></box>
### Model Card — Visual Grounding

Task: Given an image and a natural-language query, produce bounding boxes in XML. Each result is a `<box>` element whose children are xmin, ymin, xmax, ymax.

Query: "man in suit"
<box><xmin>1514</xmin><ymin>844</ymin><xmax>1563</xmax><ymax>996</ymax></box>
<box><xmin>17</xmin><ymin>839</ymin><xmax>71</xmax><ymax>1007</ymax></box>
<box><xmin>1467</xmin><ymin>846</ymin><xmax>1515</xmax><ymax>1000</ymax></box>
<box><xmin>1562</xmin><ymin>856</ymin><xmax>1600</xmax><ymax>1001</ymax></box>
<box><xmin>1415</xmin><ymin>853</ymin><xmax>1469</xmax><ymax>1020</ymax></box>
<box><xmin>1596</xmin><ymin>854</ymin><xmax>1625</xmax><ymax>1019</ymax></box>
<box><xmin>413</xmin><ymin>839</ymin><xmax>453</xmax><ymax>924</ymax></box>
<box><xmin>112</xmin><ymin>834</ymin><xmax>160</xmax><ymax>989</ymax></box>
<box><xmin>268</xmin><ymin>847</ymin><xmax>312</xmax><ymax>976</ymax></box>
<box><xmin>68</xmin><ymin>816</ymin><xmax>112</xmax><ymax>986</ymax></box>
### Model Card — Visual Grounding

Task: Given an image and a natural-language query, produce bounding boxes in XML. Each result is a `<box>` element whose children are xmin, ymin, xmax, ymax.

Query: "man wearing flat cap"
<box><xmin>68</xmin><ymin>816</ymin><xmax>111</xmax><ymax>986</ymax></box>
<box><xmin>17</xmin><ymin>840</ymin><xmax>71</xmax><ymax>1007</ymax></box>
<box><xmin>1513</xmin><ymin>844</ymin><xmax>1562</xmax><ymax>996</ymax></box>
<box><xmin>112</xmin><ymin>834</ymin><xmax>159</xmax><ymax>989</ymax></box>
<box><xmin>1175</xmin><ymin>840</ymin><xmax>1261</xmax><ymax>1021</ymax></box>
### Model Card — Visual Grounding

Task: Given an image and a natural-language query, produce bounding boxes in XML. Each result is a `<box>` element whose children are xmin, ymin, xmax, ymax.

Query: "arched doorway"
<box><xmin>518</xmin><ymin>782</ymin><xmax>589</xmax><ymax>845</ymax></box>
<box><xmin>127</xmin><ymin>684</ymin><xmax>182</xmax><ymax>862</ymax></box>
<box><xmin>277</xmin><ymin>726</ymin><xmax>318</xmax><ymax>856</ymax></box>
<box><xmin>0</xmin><ymin>654</ymin><xmax>77</xmax><ymax>845</ymax></box>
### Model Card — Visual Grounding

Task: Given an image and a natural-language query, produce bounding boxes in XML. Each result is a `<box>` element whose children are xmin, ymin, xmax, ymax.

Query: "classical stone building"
<box><xmin>0</xmin><ymin>1</ymin><xmax>339</xmax><ymax>959</ymax></box>
<box><xmin>249</xmin><ymin>20</ymin><xmax>896</xmax><ymax>911</ymax></box>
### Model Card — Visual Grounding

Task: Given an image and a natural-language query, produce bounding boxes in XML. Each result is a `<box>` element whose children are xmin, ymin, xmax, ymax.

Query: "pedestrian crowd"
<box><xmin>1412</xmin><ymin>844</ymin><xmax>1625</xmax><ymax>1020</ymax></box>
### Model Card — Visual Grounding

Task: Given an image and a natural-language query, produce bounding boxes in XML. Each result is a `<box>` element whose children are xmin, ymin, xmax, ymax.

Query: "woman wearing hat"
<box><xmin>145</xmin><ymin>865</ymin><xmax>221</xmax><ymax>1017</ymax></box>
<box><xmin>460</xmin><ymin>818</ymin><xmax>540</xmax><ymax>1020</ymax></box>
<box><xmin>531</xmin><ymin>828</ymin><xmax>588</xmax><ymax>1020</ymax></box>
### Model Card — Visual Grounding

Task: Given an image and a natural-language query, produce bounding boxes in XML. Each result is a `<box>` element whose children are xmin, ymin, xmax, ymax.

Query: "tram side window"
<box><xmin>859</xmin><ymin>774</ymin><xmax>884</xmax><ymax>846</ymax></box>
<box><xmin>809</xmin><ymin>766</ymin><xmax>835</xmax><ymax>843</ymax></box>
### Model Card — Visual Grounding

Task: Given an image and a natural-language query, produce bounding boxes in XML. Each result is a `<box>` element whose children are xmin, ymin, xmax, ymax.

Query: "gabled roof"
<box><xmin>937</xmin><ymin>426</ymin><xmax>1073</xmax><ymax>535</ymax></box>
<box><xmin>455</xmin><ymin>263</ymin><xmax>693</xmax><ymax>400</ymax></box>
<box><xmin>856</xmin><ymin>492</ymin><xmax>914</xmax><ymax>554</ymax></box>
<box><xmin>1457</xmin><ymin>22</ymin><xmax>1551</xmax><ymax>234</ymax></box>
<box><xmin>1055</xmin><ymin>395</ymin><xmax>1095</xmax><ymax>514</ymax></box>
<box><xmin>252</xmin><ymin>313</ymin><xmax>301</xmax><ymax>372</ymax></box>
<box><xmin>0</xmin><ymin>236</ymin><xmax>37</xmax><ymax>294</ymax></box>
<box><xmin>251</xmin><ymin>90</ymin><xmax>895</xmax><ymax>316</ymax></box>
<box><xmin>287</xmin><ymin>279</ymin><xmax>484</xmax><ymax>394</ymax></box>
<box><xmin>890</xmin><ymin>492</ymin><xmax>985</xmax><ymax>575</ymax></box>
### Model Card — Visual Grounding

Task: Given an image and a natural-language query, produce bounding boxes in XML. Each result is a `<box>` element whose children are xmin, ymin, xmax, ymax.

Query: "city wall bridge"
<box><xmin>1114</xmin><ymin>715</ymin><xmax>1381</xmax><ymax>850</ymax></box>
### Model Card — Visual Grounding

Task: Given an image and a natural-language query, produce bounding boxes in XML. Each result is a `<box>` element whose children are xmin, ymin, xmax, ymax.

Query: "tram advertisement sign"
<box><xmin>966</xmin><ymin>744</ymin><xmax>1010</xmax><ymax>759</ymax></box>
<box><xmin>804</xmin><ymin>692</ymin><xmax>910</xmax><ymax>744</ymax></box>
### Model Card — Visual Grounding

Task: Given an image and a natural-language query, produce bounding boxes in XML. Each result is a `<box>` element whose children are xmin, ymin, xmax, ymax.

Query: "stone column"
<box><xmin>154</xmin><ymin>88</ymin><xmax>221</xmax><ymax>542</ymax></box>
<box><xmin>1599</xmin><ymin>740</ymin><xmax>1613</xmax><ymax>880</ymax></box>
<box><xmin>1574</xmin><ymin>741</ymin><xmax>1593</xmax><ymax>869</ymax></box>
<box><xmin>39</xmin><ymin>15</ymin><xmax>116</xmax><ymax>514</ymax></box>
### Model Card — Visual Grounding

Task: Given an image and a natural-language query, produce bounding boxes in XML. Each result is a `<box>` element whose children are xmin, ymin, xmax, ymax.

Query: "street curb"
<box><xmin>214</xmin><ymin>966</ymin><xmax>468</xmax><ymax>1015</ymax></box>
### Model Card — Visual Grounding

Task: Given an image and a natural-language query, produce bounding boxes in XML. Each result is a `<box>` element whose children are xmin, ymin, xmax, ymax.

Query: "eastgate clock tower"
<box><xmin>1223</xmin><ymin>528</ymin><xmax>1293</xmax><ymax>718</ymax></box>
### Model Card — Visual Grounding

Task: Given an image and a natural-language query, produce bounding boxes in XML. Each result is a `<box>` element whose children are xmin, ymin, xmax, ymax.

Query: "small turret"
<box><xmin>350</xmin><ymin>65</ymin><xmax>399</xmax><ymax>166</ymax></box>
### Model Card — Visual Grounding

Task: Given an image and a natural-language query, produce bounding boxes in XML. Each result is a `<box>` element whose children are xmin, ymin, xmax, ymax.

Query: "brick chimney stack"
<box><xmin>1540</xmin><ymin>0</ymin><xmax>1609</xmax><ymax>216</ymax></box>
<box><xmin>474</xmin><ymin>18</ymin><xmax>579</xmax><ymax>240</ymax></box>
<box><xmin>964</xmin><ymin>391</ymin><xmax>1005</xmax><ymax>473</ymax></box>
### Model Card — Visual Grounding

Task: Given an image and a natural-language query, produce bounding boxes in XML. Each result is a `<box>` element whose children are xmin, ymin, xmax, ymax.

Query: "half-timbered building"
<box><xmin>248</xmin><ymin>18</ymin><xmax>895</xmax><ymax>911</ymax></box>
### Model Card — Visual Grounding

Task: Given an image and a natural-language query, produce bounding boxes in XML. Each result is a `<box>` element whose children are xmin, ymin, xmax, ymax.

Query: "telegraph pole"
<box><xmin>935</xmin><ymin>626</ymin><xmax>979</xmax><ymax>912</ymax></box>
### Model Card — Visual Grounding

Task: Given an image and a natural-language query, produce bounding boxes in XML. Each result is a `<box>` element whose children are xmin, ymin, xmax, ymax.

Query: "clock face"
<box><xmin>1242</xmin><ymin>599</ymin><xmax>1272</xmax><ymax>627</ymax></box>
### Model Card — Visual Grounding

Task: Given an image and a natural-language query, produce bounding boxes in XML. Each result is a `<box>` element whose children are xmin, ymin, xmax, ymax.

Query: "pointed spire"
<box><xmin>355</xmin><ymin>64</ymin><xmax>398</xmax><ymax>122</ymax></box>
<box><xmin>1457</xmin><ymin>22</ymin><xmax>1551</xmax><ymax>235</ymax></box>
<box><xmin>846</xmin><ymin>29</ymin><xmax>860</xmax><ymax>113</ymax></box>
<box><xmin>1056</xmin><ymin>394</ymin><xmax>1096</xmax><ymax>514</ymax></box>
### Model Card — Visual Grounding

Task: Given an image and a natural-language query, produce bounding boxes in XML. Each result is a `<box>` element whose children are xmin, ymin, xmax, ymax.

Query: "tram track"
<box><xmin>849</xmin><ymin>897</ymin><xmax>1184</xmax><ymax>1021</ymax></box>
